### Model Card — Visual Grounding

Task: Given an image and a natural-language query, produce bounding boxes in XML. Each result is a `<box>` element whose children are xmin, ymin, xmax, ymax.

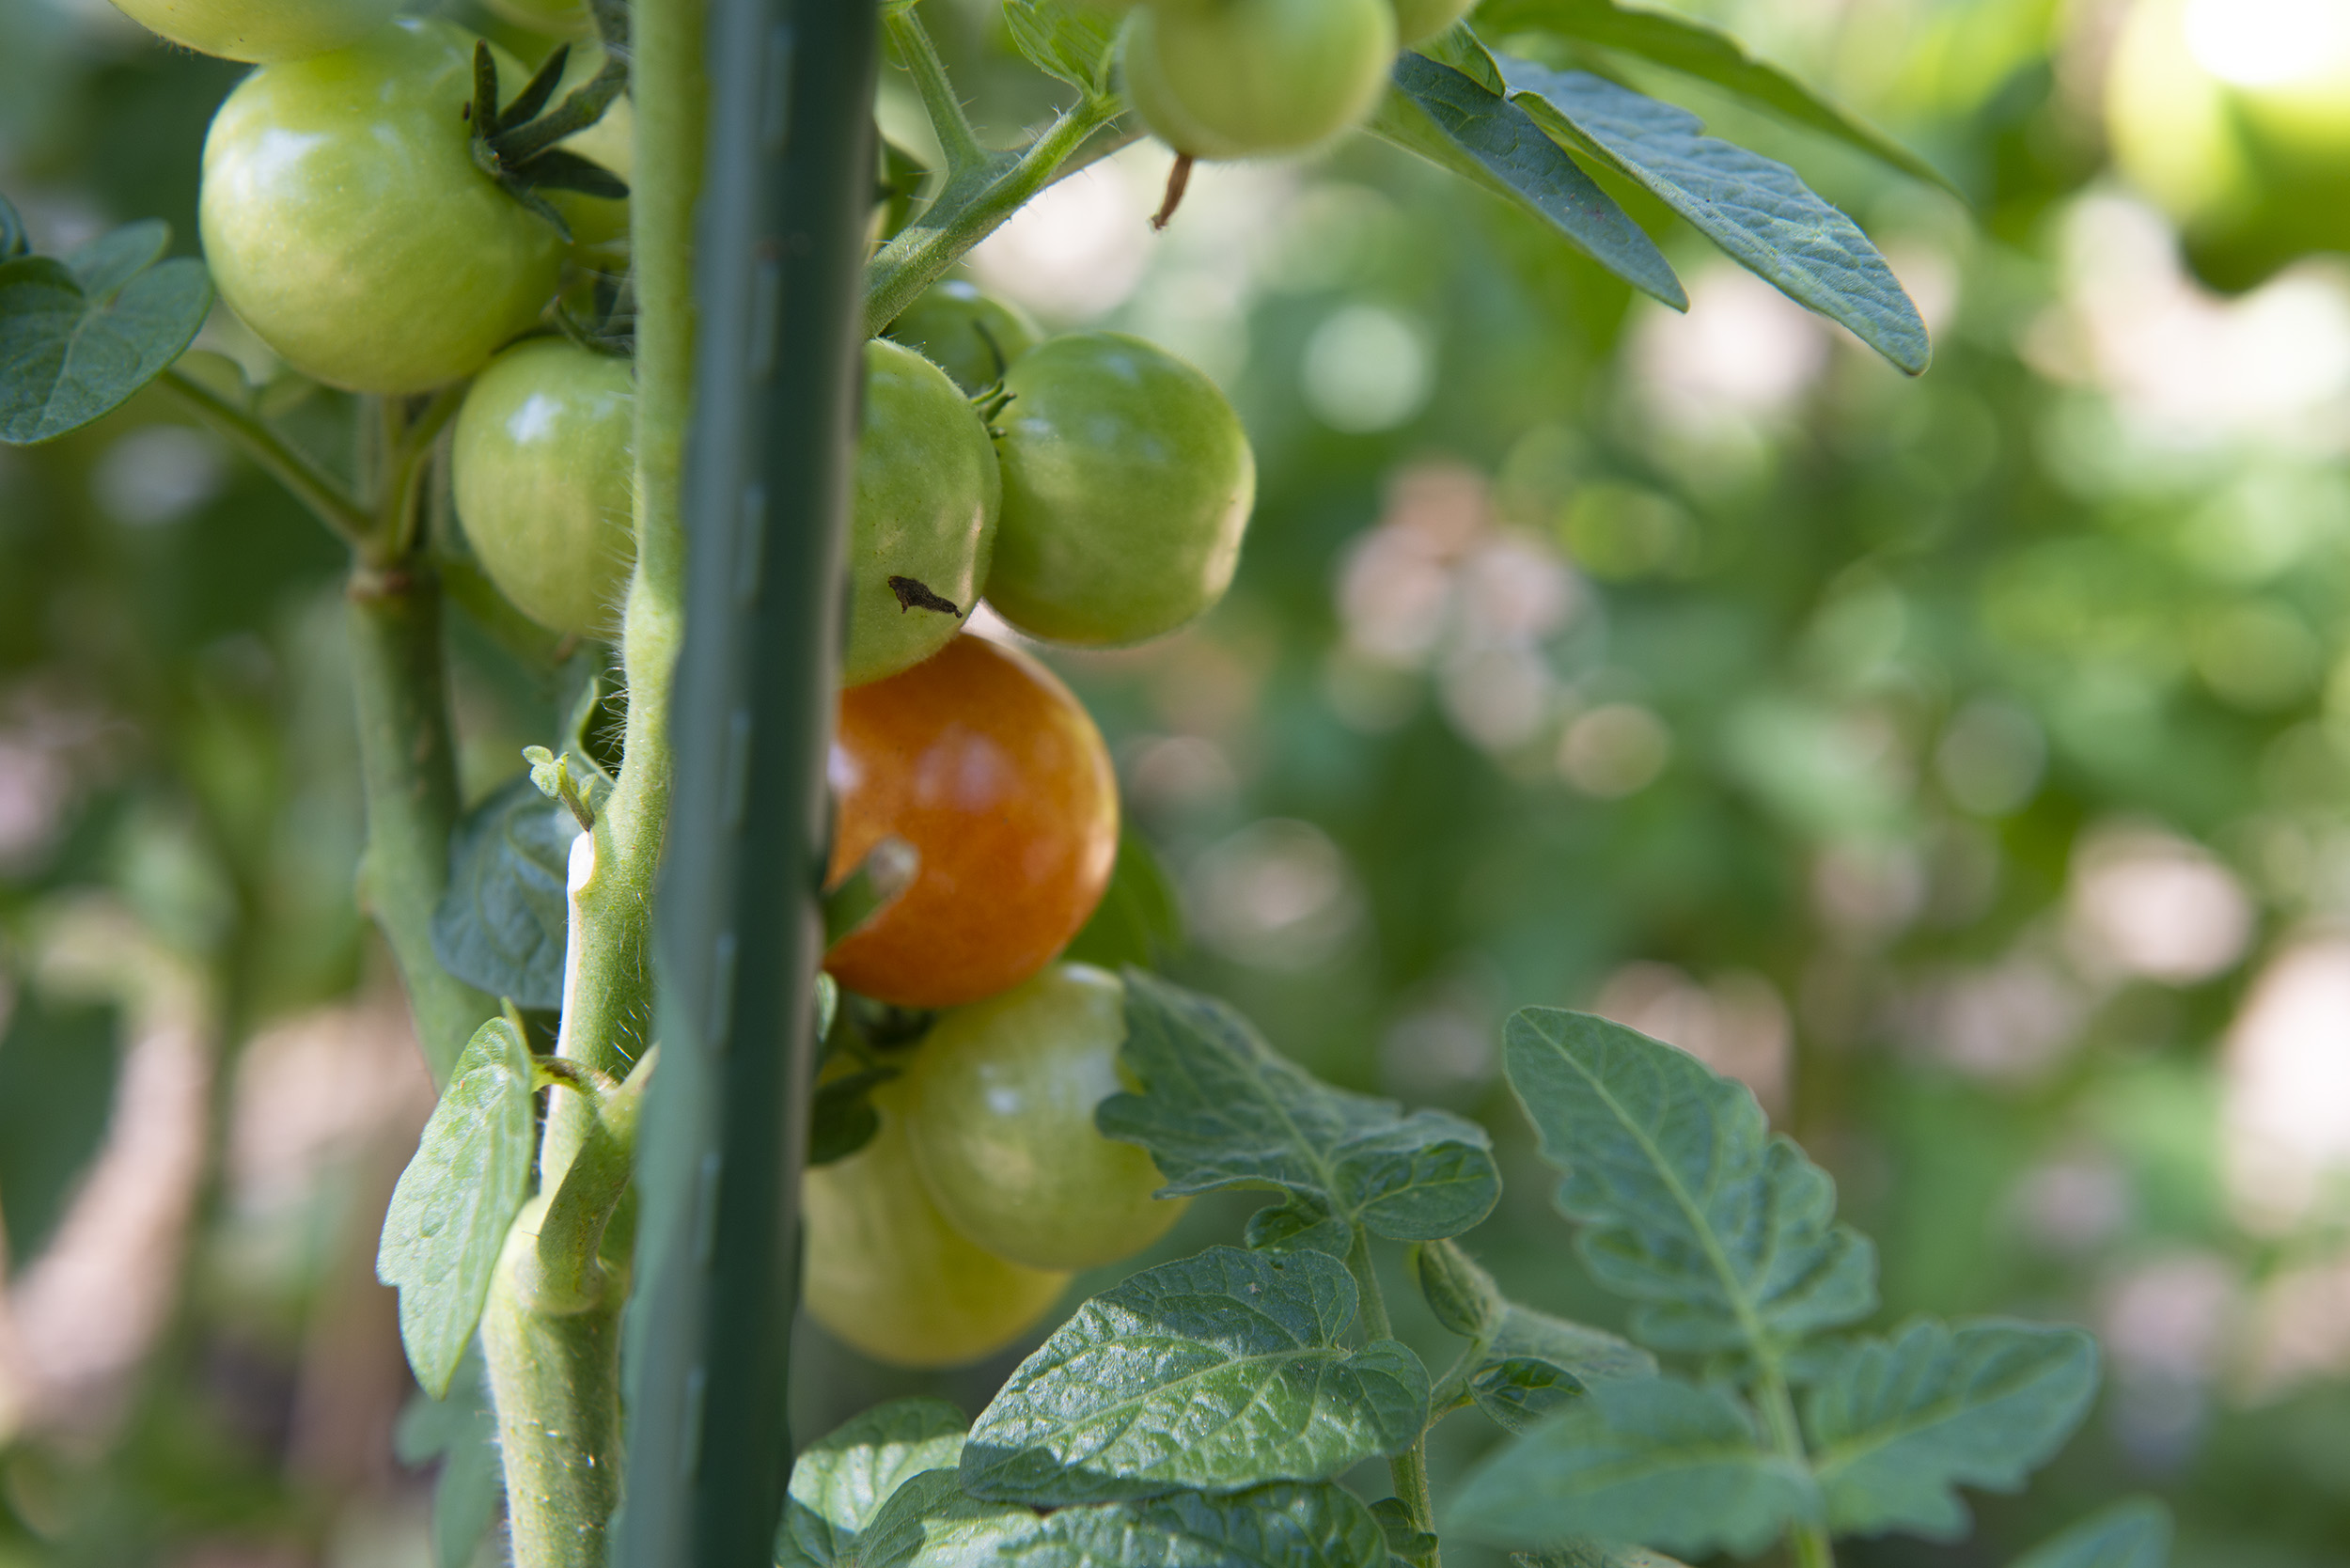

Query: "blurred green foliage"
<box><xmin>3</xmin><ymin>0</ymin><xmax>2349</xmax><ymax>1563</ymax></box>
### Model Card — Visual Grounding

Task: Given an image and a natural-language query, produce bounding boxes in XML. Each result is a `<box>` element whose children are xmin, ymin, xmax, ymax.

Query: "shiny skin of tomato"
<box><xmin>1119</xmin><ymin>0</ymin><xmax>1397</xmax><ymax>160</ymax></box>
<box><xmin>986</xmin><ymin>332</ymin><xmax>1255</xmax><ymax>648</ymax></box>
<box><xmin>885</xmin><ymin>280</ymin><xmax>1044</xmax><ymax>395</ymax></box>
<box><xmin>825</xmin><ymin>634</ymin><xmax>1119</xmax><ymax>1009</ymax></box>
<box><xmin>843</xmin><ymin>341</ymin><xmax>1001</xmax><ymax>688</ymax></box>
<box><xmin>107</xmin><ymin>0</ymin><xmax>400</xmax><ymax>61</ymax></box>
<box><xmin>802</xmin><ymin>1100</ymin><xmax>1069</xmax><ymax>1369</ymax></box>
<box><xmin>901</xmin><ymin>964</ymin><xmax>1187</xmax><ymax>1272</ymax></box>
<box><xmin>198</xmin><ymin>21</ymin><xmax>565</xmax><ymax>394</ymax></box>
<box><xmin>452</xmin><ymin>338</ymin><xmax>635</xmax><ymax>639</ymax></box>
<box><xmin>485</xmin><ymin>0</ymin><xmax>593</xmax><ymax>36</ymax></box>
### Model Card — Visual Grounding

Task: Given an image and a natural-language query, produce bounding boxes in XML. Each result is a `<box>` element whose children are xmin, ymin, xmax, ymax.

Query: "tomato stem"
<box><xmin>888</xmin><ymin>8</ymin><xmax>986</xmax><ymax>177</ymax></box>
<box><xmin>1345</xmin><ymin>1226</ymin><xmax>1441</xmax><ymax>1558</ymax></box>
<box><xmin>154</xmin><ymin>367</ymin><xmax>370</xmax><ymax>544</ymax></box>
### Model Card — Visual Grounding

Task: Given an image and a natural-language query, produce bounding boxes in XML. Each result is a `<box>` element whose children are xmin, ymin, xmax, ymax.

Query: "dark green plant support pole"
<box><xmin>618</xmin><ymin>2</ymin><xmax>879</xmax><ymax>1564</ymax></box>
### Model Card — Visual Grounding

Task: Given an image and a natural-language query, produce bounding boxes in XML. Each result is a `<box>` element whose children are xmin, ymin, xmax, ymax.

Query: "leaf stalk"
<box><xmin>886</xmin><ymin>7</ymin><xmax>986</xmax><ymax>176</ymax></box>
<box><xmin>1346</xmin><ymin>1227</ymin><xmax>1440</xmax><ymax>1558</ymax></box>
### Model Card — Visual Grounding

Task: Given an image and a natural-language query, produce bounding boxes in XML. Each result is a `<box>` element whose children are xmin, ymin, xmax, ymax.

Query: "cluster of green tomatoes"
<box><xmin>126</xmin><ymin>0</ymin><xmax>1293</xmax><ymax>1367</ymax></box>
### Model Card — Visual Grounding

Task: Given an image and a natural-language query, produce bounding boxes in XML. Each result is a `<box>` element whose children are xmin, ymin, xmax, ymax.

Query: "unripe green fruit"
<box><xmin>1120</xmin><ymin>0</ymin><xmax>1398</xmax><ymax>160</ymax></box>
<box><xmin>885</xmin><ymin>280</ymin><xmax>1044</xmax><ymax>395</ymax></box>
<box><xmin>198</xmin><ymin>21</ymin><xmax>564</xmax><ymax>394</ymax></box>
<box><xmin>985</xmin><ymin>332</ymin><xmax>1255</xmax><ymax>648</ymax></box>
<box><xmin>802</xmin><ymin>1103</ymin><xmax>1068</xmax><ymax>1369</ymax></box>
<box><xmin>107</xmin><ymin>0</ymin><xmax>400</xmax><ymax>61</ymax></box>
<box><xmin>1388</xmin><ymin>0</ymin><xmax>1475</xmax><ymax>47</ymax></box>
<box><xmin>453</xmin><ymin>338</ymin><xmax>636</xmax><ymax>640</ymax></box>
<box><xmin>901</xmin><ymin>964</ymin><xmax>1188</xmax><ymax>1272</ymax></box>
<box><xmin>484</xmin><ymin>0</ymin><xmax>593</xmax><ymax>36</ymax></box>
<box><xmin>843</xmin><ymin>339</ymin><xmax>1001</xmax><ymax>687</ymax></box>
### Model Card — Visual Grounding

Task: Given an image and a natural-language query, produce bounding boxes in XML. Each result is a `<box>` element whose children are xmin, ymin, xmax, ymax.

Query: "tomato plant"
<box><xmin>197</xmin><ymin>20</ymin><xmax>565</xmax><ymax>393</ymax></box>
<box><xmin>842</xmin><ymin>338</ymin><xmax>1001</xmax><ymax>686</ymax></box>
<box><xmin>451</xmin><ymin>337</ymin><xmax>636</xmax><ymax>639</ymax></box>
<box><xmin>825</xmin><ymin>633</ymin><xmax>1118</xmax><ymax>1007</ymax></box>
<box><xmin>0</xmin><ymin>0</ymin><xmax>2173</xmax><ymax>1564</ymax></box>
<box><xmin>988</xmin><ymin>330</ymin><xmax>1256</xmax><ymax>647</ymax></box>
<box><xmin>900</xmin><ymin>963</ymin><xmax>1187</xmax><ymax>1271</ymax></box>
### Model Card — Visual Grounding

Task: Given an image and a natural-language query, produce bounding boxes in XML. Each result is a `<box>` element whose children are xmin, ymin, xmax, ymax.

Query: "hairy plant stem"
<box><xmin>1756</xmin><ymin>1365</ymin><xmax>1833</xmax><ymax>1568</ymax></box>
<box><xmin>863</xmin><ymin>93</ymin><xmax>1120</xmax><ymax>335</ymax></box>
<box><xmin>1346</xmin><ymin>1229</ymin><xmax>1439</xmax><ymax>1557</ymax></box>
<box><xmin>478</xmin><ymin>0</ymin><xmax>703</xmax><ymax>1558</ymax></box>
<box><xmin>887</xmin><ymin>8</ymin><xmax>984</xmax><ymax>175</ymax></box>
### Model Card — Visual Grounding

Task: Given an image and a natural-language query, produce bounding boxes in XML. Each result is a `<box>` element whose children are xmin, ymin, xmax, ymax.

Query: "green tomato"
<box><xmin>842</xmin><ymin>339</ymin><xmax>1001</xmax><ymax>687</ymax></box>
<box><xmin>985</xmin><ymin>332</ymin><xmax>1255</xmax><ymax>648</ymax></box>
<box><xmin>1388</xmin><ymin>0</ymin><xmax>1474</xmax><ymax>46</ymax></box>
<box><xmin>198</xmin><ymin>21</ymin><xmax>564</xmax><ymax>394</ymax></box>
<box><xmin>106</xmin><ymin>0</ymin><xmax>400</xmax><ymax>61</ymax></box>
<box><xmin>1119</xmin><ymin>0</ymin><xmax>1397</xmax><ymax>160</ymax></box>
<box><xmin>802</xmin><ymin>1102</ymin><xmax>1069</xmax><ymax>1369</ymax></box>
<box><xmin>885</xmin><ymin>280</ymin><xmax>1044</xmax><ymax>395</ymax></box>
<box><xmin>901</xmin><ymin>964</ymin><xmax>1187</xmax><ymax>1272</ymax></box>
<box><xmin>2107</xmin><ymin>0</ymin><xmax>2350</xmax><ymax>290</ymax></box>
<box><xmin>452</xmin><ymin>338</ymin><xmax>635</xmax><ymax>639</ymax></box>
<box><xmin>484</xmin><ymin>0</ymin><xmax>593</xmax><ymax>36</ymax></box>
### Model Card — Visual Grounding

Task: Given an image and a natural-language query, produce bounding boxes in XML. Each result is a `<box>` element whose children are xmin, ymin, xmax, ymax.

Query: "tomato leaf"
<box><xmin>2013</xmin><ymin>1498</ymin><xmax>2173</xmax><ymax>1568</ymax></box>
<box><xmin>1471</xmin><ymin>0</ymin><xmax>1960</xmax><ymax>198</ymax></box>
<box><xmin>1371</xmin><ymin>1497</ymin><xmax>1441</xmax><ymax>1568</ymax></box>
<box><xmin>1495</xmin><ymin>58</ymin><xmax>1931</xmax><ymax>374</ymax></box>
<box><xmin>995</xmin><ymin>1482</ymin><xmax>1394</xmax><ymax>1566</ymax></box>
<box><xmin>0</xmin><ymin>992</ymin><xmax>121</xmax><ymax>1270</ymax></box>
<box><xmin>1000</xmin><ymin>0</ymin><xmax>1119</xmax><ymax>102</ymax></box>
<box><xmin>807</xmin><ymin>1064</ymin><xmax>899</xmax><ymax>1168</ymax></box>
<box><xmin>777</xmin><ymin>1398</ymin><xmax>974</xmax><ymax>1568</ymax></box>
<box><xmin>962</xmin><ymin>1246</ymin><xmax>1430</xmax><ymax>1505</ymax></box>
<box><xmin>432</xmin><ymin>771</ymin><xmax>579</xmax><ymax>1011</ymax></box>
<box><xmin>0</xmin><ymin>221</ymin><xmax>211</xmax><ymax>446</ymax></box>
<box><xmin>377</xmin><ymin>1015</ymin><xmax>538</xmax><ymax>1400</ymax></box>
<box><xmin>1505</xmin><ymin>1009</ymin><xmax>1877</xmax><ymax>1356</ymax></box>
<box><xmin>1803</xmin><ymin>1318</ymin><xmax>2100</xmax><ymax>1540</ymax></box>
<box><xmin>1371</xmin><ymin>54</ymin><xmax>1686</xmax><ymax>311</ymax></box>
<box><xmin>1061</xmin><ymin>829</ymin><xmax>1183</xmax><ymax>972</ymax></box>
<box><xmin>1100</xmin><ymin>972</ymin><xmax>1500</xmax><ymax>1243</ymax></box>
<box><xmin>392</xmin><ymin>1342</ymin><xmax>505</xmax><ymax>1568</ymax></box>
<box><xmin>1447</xmin><ymin>1375</ymin><xmax>1818</xmax><ymax>1558</ymax></box>
<box><xmin>1415</xmin><ymin>1240</ymin><xmax>1655</xmax><ymax>1434</ymax></box>
<box><xmin>1512</xmin><ymin>1544</ymin><xmax>1694</xmax><ymax>1567</ymax></box>
<box><xmin>1244</xmin><ymin>1193</ymin><xmax>1355</xmax><ymax>1258</ymax></box>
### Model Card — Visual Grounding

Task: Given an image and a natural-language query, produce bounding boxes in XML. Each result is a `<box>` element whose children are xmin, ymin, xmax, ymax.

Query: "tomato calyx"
<box><xmin>465</xmin><ymin>9</ymin><xmax>633</xmax><ymax>243</ymax></box>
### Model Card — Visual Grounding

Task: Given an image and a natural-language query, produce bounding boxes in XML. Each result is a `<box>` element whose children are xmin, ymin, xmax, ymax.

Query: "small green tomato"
<box><xmin>452</xmin><ymin>338</ymin><xmax>635</xmax><ymax>640</ymax></box>
<box><xmin>985</xmin><ymin>332</ymin><xmax>1255</xmax><ymax>648</ymax></box>
<box><xmin>842</xmin><ymin>339</ymin><xmax>1000</xmax><ymax>687</ymax></box>
<box><xmin>107</xmin><ymin>0</ymin><xmax>401</xmax><ymax>61</ymax></box>
<box><xmin>885</xmin><ymin>280</ymin><xmax>1044</xmax><ymax>395</ymax></box>
<box><xmin>901</xmin><ymin>964</ymin><xmax>1188</xmax><ymax>1273</ymax></box>
<box><xmin>1119</xmin><ymin>0</ymin><xmax>1398</xmax><ymax>160</ymax></box>
<box><xmin>197</xmin><ymin>20</ymin><xmax>565</xmax><ymax>393</ymax></box>
<box><xmin>1388</xmin><ymin>0</ymin><xmax>1475</xmax><ymax>46</ymax></box>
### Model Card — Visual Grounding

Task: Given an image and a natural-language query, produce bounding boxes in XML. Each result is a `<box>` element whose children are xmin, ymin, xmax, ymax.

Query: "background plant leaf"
<box><xmin>0</xmin><ymin>220</ymin><xmax>210</xmax><ymax>445</ymax></box>
<box><xmin>1101</xmin><ymin>972</ymin><xmax>1499</xmax><ymax>1243</ymax></box>
<box><xmin>1504</xmin><ymin>1008</ymin><xmax>1876</xmax><ymax>1356</ymax></box>
<box><xmin>2012</xmin><ymin>1498</ymin><xmax>2173</xmax><ymax>1568</ymax></box>
<box><xmin>1514</xmin><ymin>1545</ymin><xmax>1694</xmax><ymax>1568</ymax></box>
<box><xmin>1371</xmin><ymin>55</ymin><xmax>1685</xmax><ymax>310</ymax></box>
<box><xmin>999</xmin><ymin>0</ymin><xmax>1118</xmax><ymax>100</ymax></box>
<box><xmin>392</xmin><ymin>1342</ymin><xmax>505</xmax><ymax>1568</ymax></box>
<box><xmin>1805</xmin><ymin>1318</ymin><xmax>2101</xmax><ymax>1540</ymax></box>
<box><xmin>1448</xmin><ymin>1375</ymin><xmax>1816</xmax><ymax>1559</ymax></box>
<box><xmin>1473</xmin><ymin>0</ymin><xmax>1960</xmax><ymax>196</ymax></box>
<box><xmin>0</xmin><ymin>992</ymin><xmax>120</xmax><ymax>1270</ymax></box>
<box><xmin>777</xmin><ymin>1398</ymin><xmax>972</xmax><ymax>1568</ymax></box>
<box><xmin>962</xmin><ymin>1245</ymin><xmax>1429</xmax><ymax>1506</ymax></box>
<box><xmin>1062</xmin><ymin>830</ymin><xmax>1184</xmax><ymax>972</ymax></box>
<box><xmin>432</xmin><ymin>771</ymin><xmax>578</xmax><ymax>1011</ymax></box>
<box><xmin>376</xmin><ymin>1016</ymin><xmax>537</xmax><ymax>1400</ymax></box>
<box><xmin>1496</xmin><ymin>58</ymin><xmax>1929</xmax><ymax>373</ymax></box>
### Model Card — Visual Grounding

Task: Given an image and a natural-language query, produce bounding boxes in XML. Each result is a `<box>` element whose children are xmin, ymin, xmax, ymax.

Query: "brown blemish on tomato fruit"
<box><xmin>888</xmin><ymin>575</ymin><xmax>963</xmax><ymax>617</ymax></box>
